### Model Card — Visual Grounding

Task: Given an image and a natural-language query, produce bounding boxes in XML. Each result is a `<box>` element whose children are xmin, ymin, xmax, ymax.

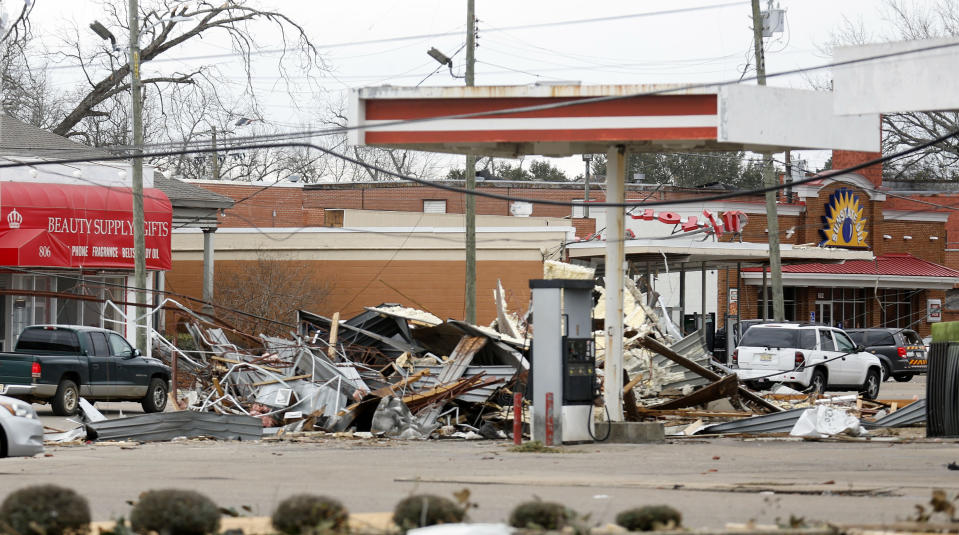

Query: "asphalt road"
<box><xmin>4</xmin><ymin>432</ymin><xmax>958</xmax><ymax>530</ymax></box>
<box><xmin>9</xmin><ymin>374</ymin><xmax>942</xmax><ymax>529</ymax></box>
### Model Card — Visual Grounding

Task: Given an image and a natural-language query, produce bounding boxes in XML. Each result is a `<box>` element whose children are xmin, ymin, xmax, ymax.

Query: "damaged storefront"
<box><xmin>0</xmin><ymin>181</ymin><xmax>172</xmax><ymax>350</ymax></box>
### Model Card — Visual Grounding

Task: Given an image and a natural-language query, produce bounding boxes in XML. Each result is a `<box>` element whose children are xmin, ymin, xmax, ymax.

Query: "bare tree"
<box><xmin>827</xmin><ymin>1</ymin><xmax>959</xmax><ymax>180</ymax></box>
<box><xmin>213</xmin><ymin>250</ymin><xmax>332</xmax><ymax>336</ymax></box>
<box><xmin>46</xmin><ymin>1</ymin><xmax>322</xmax><ymax>141</ymax></box>
<box><xmin>318</xmin><ymin>99</ymin><xmax>444</xmax><ymax>183</ymax></box>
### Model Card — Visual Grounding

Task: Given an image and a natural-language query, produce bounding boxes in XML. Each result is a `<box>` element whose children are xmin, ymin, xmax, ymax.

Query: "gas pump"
<box><xmin>529</xmin><ymin>279</ymin><xmax>599</xmax><ymax>444</ymax></box>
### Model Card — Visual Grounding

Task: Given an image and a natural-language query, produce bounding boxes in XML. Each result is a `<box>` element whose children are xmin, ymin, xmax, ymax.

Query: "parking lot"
<box><xmin>5</xmin><ymin>375</ymin><xmax>943</xmax><ymax>529</ymax></box>
<box><xmin>4</xmin><ymin>428</ymin><xmax>958</xmax><ymax>529</ymax></box>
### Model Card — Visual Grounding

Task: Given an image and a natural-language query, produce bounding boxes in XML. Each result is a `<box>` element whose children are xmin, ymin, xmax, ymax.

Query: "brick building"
<box><xmin>174</xmin><ymin>148</ymin><xmax>959</xmax><ymax>336</ymax></box>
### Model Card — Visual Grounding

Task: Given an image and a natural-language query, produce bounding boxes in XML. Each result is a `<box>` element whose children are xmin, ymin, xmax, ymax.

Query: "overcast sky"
<box><xmin>26</xmin><ymin>0</ymin><xmax>894</xmax><ymax>177</ymax></box>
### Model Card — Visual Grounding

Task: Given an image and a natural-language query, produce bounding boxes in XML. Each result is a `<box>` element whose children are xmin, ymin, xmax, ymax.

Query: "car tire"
<box><xmin>861</xmin><ymin>369</ymin><xmax>881</xmax><ymax>400</ymax></box>
<box><xmin>52</xmin><ymin>379</ymin><xmax>80</xmax><ymax>416</ymax></box>
<box><xmin>809</xmin><ymin>369</ymin><xmax>826</xmax><ymax>396</ymax></box>
<box><xmin>881</xmin><ymin>362</ymin><xmax>892</xmax><ymax>382</ymax></box>
<box><xmin>893</xmin><ymin>374</ymin><xmax>914</xmax><ymax>383</ymax></box>
<box><xmin>141</xmin><ymin>378</ymin><xmax>168</xmax><ymax>413</ymax></box>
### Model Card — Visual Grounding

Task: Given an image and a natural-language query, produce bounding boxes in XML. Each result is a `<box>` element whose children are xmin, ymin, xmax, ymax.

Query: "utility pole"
<box><xmin>211</xmin><ymin>125</ymin><xmax>220</xmax><ymax>180</ymax></box>
<box><xmin>751</xmin><ymin>0</ymin><xmax>785</xmax><ymax>322</ymax></box>
<box><xmin>464</xmin><ymin>0</ymin><xmax>477</xmax><ymax>324</ymax></box>
<box><xmin>129</xmin><ymin>0</ymin><xmax>148</xmax><ymax>353</ymax></box>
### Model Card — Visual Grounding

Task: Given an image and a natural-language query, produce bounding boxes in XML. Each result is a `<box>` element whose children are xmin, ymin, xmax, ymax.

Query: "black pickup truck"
<box><xmin>0</xmin><ymin>325</ymin><xmax>171</xmax><ymax>416</ymax></box>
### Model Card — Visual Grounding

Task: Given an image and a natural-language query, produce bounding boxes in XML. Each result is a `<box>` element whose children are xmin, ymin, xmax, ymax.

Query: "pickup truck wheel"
<box><xmin>893</xmin><ymin>373</ymin><xmax>914</xmax><ymax>383</ymax></box>
<box><xmin>52</xmin><ymin>379</ymin><xmax>79</xmax><ymax>416</ymax></box>
<box><xmin>861</xmin><ymin>369</ymin><xmax>881</xmax><ymax>400</ymax></box>
<box><xmin>808</xmin><ymin>369</ymin><xmax>827</xmax><ymax>396</ymax></box>
<box><xmin>141</xmin><ymin>378</ymin><xmax>167</xmax><ymax>413</ymax></box>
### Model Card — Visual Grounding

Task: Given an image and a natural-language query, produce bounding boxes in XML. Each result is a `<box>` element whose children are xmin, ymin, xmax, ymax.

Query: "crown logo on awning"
<box><xmin>7</xmin><ymin>209</ymin><xmax>22</xmax><ymax>229</ymax></box>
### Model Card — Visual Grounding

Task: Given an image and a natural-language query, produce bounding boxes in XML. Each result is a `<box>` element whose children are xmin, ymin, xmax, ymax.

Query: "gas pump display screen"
<box><xmin>563</xmin><ymin>338</ymin><xmax>596</xmax><ymax>404</ymax></box>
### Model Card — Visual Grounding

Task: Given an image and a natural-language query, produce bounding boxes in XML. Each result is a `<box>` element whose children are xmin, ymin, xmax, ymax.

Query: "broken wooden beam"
<box><xmin>328</xmin><ymin>311</ymin><xmax>340</xmax><ymax>360</ymax></box>
<box><xmin>649</xmin><ymin>374</ymin><xmax>740</xmax><ymax>411</ymax></box>
<box><xmin>637</xmin><ymin>335</ymin><xmax>781</xmax><ymax>413</ymax></box>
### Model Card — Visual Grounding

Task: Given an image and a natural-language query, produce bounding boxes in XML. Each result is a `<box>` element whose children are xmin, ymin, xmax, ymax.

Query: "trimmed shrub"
<box><xmin>0</xmin><ymin>485</ymin><xmax>91</xmax><ymax>535</ymax></box>
<box><xmin>272</xmin><ymin>495</ymin><xmax>349</xmax><ymax>534</ymax></box>
<box><xmin>508</xmin><ymin>501</ymin><xmax>572</xmax><ymax>530</ymax></box>
<box><xmin>392</xmin><ymin>495</ymin><xmax>465</xmax><ymax>532</ymax></box>
<box><xmin>615</xmin><ymin>505</ymin><xmax>683</xmax><ymax>532</ymax></box>
<box><xmin>130</xmin><ymin>489</ymin><xmax>220</xmax><ymax>535</ymax></box>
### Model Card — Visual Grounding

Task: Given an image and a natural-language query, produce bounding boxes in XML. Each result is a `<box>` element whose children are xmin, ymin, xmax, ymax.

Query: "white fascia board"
<box><xmin>355</xmin><ymin>84</ymin><xmax>713</xmax><ymax>100</ymax></box>
<box><xmin>741</xmin><ymin>271</ymin><xmax>959</xmax><ymax>290</ymax></box>
<box><xmin>834</xmin><ymin>37</ymin><xmax>959</xmax><ymax>115</ymax></box>
<box><xmin>882</xmin><ymin>210</ymin><xmax>950</xmax><ymax>222</ymax></box>
<box><xmin>0</xmin><ymin>159</ymin><xmax>152</xmax><ymax>188</ymax></box>
<box><xmin>792</xmin><ymin>174</ymin><xmax>886</xmax><ymax>201</ymax></box>
<box><xmin>718</xmin><ymin>85</ymin><xmax>880</xmax><ymax>152</ymax></box>
<box><xmin>347</xmin><ymin>88</ymin><xmax>365</xmax><ymax>146</ymax></box>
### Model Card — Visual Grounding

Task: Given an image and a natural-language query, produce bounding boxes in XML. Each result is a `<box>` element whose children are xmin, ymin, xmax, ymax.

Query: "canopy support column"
<box><xmin>604</xmin><ymin>145</ymin><xmax>626</xmax><ymax>422</ymax></box>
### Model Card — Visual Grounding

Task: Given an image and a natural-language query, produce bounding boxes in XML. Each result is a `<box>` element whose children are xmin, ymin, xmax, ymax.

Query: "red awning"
<box><xmin>0</xmin><ymin>182</ymin><xmax>172</xmax><ymax>270</ymax></box>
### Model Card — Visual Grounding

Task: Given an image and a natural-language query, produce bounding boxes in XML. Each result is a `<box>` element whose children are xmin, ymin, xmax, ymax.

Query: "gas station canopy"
<box><xmin>349</xmin><ymin>84</ymin><xmax>880</xmax><ymax>157</ymax></box>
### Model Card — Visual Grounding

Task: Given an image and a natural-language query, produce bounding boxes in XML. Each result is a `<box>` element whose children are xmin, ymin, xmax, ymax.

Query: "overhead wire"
<box><xmin>39</xmin><ymin>3</ymin><xmax>751</xmax><ymax>72</ymax></box>
<box><xmin>102</xmin><ymin>37</ymin><xmax>959</xmax><ymax>154</ymax></box>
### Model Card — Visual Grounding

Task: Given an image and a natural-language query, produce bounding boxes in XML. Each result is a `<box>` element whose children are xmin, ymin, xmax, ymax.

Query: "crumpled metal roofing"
<box><xmin>695</xmin><ymin>407</ymin><xmax>807</xmax><ymax>435</ymax></box>
<box><xmin>85</xmin><ymin>411</ymin><xmax>263</xmax><ymax>442</ymax></box>
<box><xmin>864</xmin><ymin>399</ymin><xmax>926</xmax><ymax>429</ymax></box>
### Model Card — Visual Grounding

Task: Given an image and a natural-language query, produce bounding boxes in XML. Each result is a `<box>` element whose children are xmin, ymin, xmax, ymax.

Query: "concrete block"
<box><xmin>604</xmin><ymin>422</ymin><xmax>665</xmax><ymax>444</ymax></box>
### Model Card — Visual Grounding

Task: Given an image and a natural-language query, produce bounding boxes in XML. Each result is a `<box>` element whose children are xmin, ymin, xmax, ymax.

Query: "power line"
<box><xmin>3</xmin><ymin>126</ymin><xmax>958</xmax><ymax>212</ymax></box>
<box><xmin>42</xmin><ymin>2</ymin><xmax>750</xmax><ymax>71</ymax></box>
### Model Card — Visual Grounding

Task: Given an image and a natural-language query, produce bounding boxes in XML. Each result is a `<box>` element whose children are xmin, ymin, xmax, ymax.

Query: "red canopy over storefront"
<box><xmin>0</xmin><ymin>182</ymin><xmax>172</xmax><ymax>270</ymax></box>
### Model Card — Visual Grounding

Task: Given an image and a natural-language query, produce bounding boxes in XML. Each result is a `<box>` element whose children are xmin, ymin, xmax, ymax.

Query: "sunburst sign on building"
<box><xmin>820</xmin><ymin>188</ymin><xmax>868</xmax><ymax>248</ymax></box>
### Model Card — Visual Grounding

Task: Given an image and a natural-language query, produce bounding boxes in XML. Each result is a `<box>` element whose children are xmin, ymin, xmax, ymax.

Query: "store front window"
<box><xmin>758</xmin><ymin>286</ymin><xmax>797</xmax><ymax>321</ymax></box>
<box><xmin>832</xmin><ymin>287</ymin><xmax>866</xmax><ymax>329</ymax></box>
<box><xmin>809</xmin><ymin>288</ymin><xmax>867</xmax><ymax>328</ymax></box>
<box><xmin>879</xmin><ymin>289</ymin><xmax>919</xmax><ymax>328</ymax></box>
<box><xmin>7</xmin><ymin>273</ymin><xmax>127</xmax><ymax>349</ymax></box>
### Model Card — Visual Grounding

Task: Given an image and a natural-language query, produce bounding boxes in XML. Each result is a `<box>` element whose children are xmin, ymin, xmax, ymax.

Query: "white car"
<box><xmin>732</xmin><ymin>323</ymin><xmax>883</xmax><ymax>399</ymax></box>
<box><xmin>0</xmin><ymin>395</ymin><xmax>43</xmax><ymax>457</ymax></box>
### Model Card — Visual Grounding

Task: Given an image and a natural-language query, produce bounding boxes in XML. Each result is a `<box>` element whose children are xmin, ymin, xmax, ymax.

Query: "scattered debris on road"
<box><xmin>40</xmin><ymin>264</ymin><xmax>928</xmax><ymax>445</ymax></box>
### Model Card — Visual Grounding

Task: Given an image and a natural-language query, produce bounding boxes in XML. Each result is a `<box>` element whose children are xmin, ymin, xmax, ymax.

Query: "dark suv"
<box><xmin>845</xmin><ymin>328</ymin><xmax>927</xmax><ymax>382</ymax></box>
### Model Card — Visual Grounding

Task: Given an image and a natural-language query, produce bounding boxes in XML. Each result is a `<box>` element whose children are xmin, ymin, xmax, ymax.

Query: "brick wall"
<box><xmin>832</xmin><ymin>150</ymin><xmax>882</xmax><ymax>187</ymax></box>
<box><xmin>166</xmin><ymin>258</ymin><xmax>542</xmax><ymax>326</ymax></box>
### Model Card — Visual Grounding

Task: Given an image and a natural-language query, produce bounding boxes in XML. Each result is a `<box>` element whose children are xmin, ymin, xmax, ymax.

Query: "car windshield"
<box><xmin>739</xmin><ymin>327</ymin><xmax>799</xmax><ymax>348</ymax></box>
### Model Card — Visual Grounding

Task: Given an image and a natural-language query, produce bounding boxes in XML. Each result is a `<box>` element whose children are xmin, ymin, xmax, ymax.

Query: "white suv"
<box><xmin>732</xmin><ymin>323</ymin><xmax>882</xmax><ymax>399</ymax></box>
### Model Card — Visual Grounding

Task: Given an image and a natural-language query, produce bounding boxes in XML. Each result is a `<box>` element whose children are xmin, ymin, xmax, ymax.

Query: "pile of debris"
<box><xmin>547</xmin><ymin>261</ymin><xmax>927</xmax><ymax>439</ymax></box>
<box><xmin>153</xmin><ymin>298</ymin><xmax>529</xmax><ymax>440</ymax></box>
<box><xmin>127</xmin><ymin>260</ymin><xmax>924</xmax><ymax>443</ymax></box>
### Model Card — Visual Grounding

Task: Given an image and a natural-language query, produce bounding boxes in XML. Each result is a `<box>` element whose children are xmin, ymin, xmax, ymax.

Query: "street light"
<box><xmin>90</xmin><ymin>10</ymin><xmax>192</xmax><ymax>354</ymax></box>
<box><xmin>427</xmin><ymin>47</ymin><xmax>464</xmax><ymax>79</ymax></box>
